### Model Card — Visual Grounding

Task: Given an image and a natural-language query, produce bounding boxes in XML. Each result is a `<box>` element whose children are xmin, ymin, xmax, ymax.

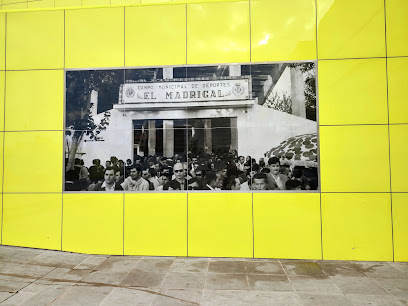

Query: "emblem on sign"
<box><xmin>232</xmin><ymin>83</ymin><xmax>245</xmax><ymax>96</ymax></box>
<box><xmin>125</xmin><ymin>88</ymin><xmax>135</xmax><ymax>98</ymax></box>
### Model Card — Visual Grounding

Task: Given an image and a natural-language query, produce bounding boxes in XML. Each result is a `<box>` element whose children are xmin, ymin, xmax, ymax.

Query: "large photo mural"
<box><xmin>64</xmin><ymin>62</ymin><xmax>318</xmax><ymax>192</ymax></box>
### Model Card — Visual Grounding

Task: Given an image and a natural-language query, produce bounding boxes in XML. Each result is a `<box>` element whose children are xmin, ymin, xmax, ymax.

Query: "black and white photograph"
<box><xmin>64</xmin><ymin>62</ymin><xmax>318</xmax><ymax>192</ymax></box>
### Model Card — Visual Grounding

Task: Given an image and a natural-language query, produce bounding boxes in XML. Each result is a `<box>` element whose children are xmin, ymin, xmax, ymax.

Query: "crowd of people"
<box><xmin>65</xmin><ymin>152</ymin><xmax>318</xmax><ymax>192</ymax></box>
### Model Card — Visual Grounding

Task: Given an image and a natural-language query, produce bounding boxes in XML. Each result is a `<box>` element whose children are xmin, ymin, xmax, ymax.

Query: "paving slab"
<box><xmin>374</xmin><ymin>278</ymin><xmax>408</xmax><ymax>299</ymax></box>
<box><xmin>170</xmin><ymin>258</ymin><xmax>209</xmax><ymax>273</ymax></box>
<box><xmin>317</xmin><ymin>262</ymin><xmax>366</xmax><ymax>277</ymax></box>
<box><xmin>1</xmin><ymin>292</ymin><xmax>35</xmax><ymax>305</ymax></box>
<box><xmin>355</xmin><ymin>263</ymin><xmax>408</xmax><ymax>279</ymax></box>
<box><xmin>245</xmin><ymin>261</ymin><xmax>285</xmax><ymax>275</ymax></box>
<box><xmin>346</xmin><ymin>293</ymin><xmax>407</xmax><ymax>306</ymax></box>
<box><xmin>134</xmin><ymin>258</ymin><xmax>174</xmax><ymax>273</ymax></box>
<box><xmin>205</xmin><ymin>273</ymin><xmax>249</xmax><ymax>290</ymax></box>
<box><xmin>208</xmin><ymin>261</ymin><xmax>246</xmax><ymax>274</ymax></box>
<box><xmin>297</xmin><ymin>293</ymin><xmax>353</xmax><ymax>306</ymax></box>
<box><xmin>20</xmin><ymin>285</ymin><xmax>72</xmax><ymax>305</ymax></box>
<box><xmin>120</xmin><ymin>269</ymin><xmax>166</xmax><ymax>288</ymax></box>
<box><xmin>247</xmin><ymin>274</ymin><xmax>293</xmax><ymax>292</ymax></box>
<box><xmin>51</xmin><ymin>285</ymin><xmax>114</xmax><ymax>305</ymax></box>
<box><xmin>100</xmin><ymin>287</ymin><xmax>159</xmax><ymax>305</ymax></box>
<box><xmin>28</xmin><ymin>252</ymin><xmax>89</xmax><ymax>269</ymax></box>
<box><xmin>160</xmin><ymin>273</ymin><xmax>207</xmax><ymax>289</ymax></box>
<box><xmin>249</xmin><ymin>291</ymin><xmax>303</xmax><ymax>306</ymax></box>
<box><xmin>153</xmin><ymin>289</ymin><xmax>203</xmax><ymax>305</ymax></box>
<box><xmin>289</xmin><ymin>275</ymin><xmax>342</xmax><ymax>294</ymax></box>
<box><xmin>282</xmin><ymin>261</ymin><xmax>326</xmax><ymax>277</ymax></box>
<box><xmin>331</xmin><ymin>276</ymin><xmax>390</xmax><ymax>295</ymax></box>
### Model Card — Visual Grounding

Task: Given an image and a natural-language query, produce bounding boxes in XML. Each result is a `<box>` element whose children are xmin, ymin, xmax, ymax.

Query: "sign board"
<box><xmin>121</xmin><ymin>79</ymin><xmax>250</xmax><ymax>103</ymax></box>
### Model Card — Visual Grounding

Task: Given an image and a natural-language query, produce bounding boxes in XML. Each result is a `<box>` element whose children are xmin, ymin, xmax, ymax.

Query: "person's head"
<box><xmin>268</xmin><ymin>157</ymin><xmax>280</xmax><ymax>175</ymax></box>
<box><xmin>93</xmin><ymin>159</ymin><xmax>101</xmax><ymax>166</ymax></box>
<box><xmin>206</xmin><ymin>171</ymin><xmax>217</xmax><ymax>188</ymax></box>
<box><xmin>130</xmin><ymin>166</ymin><xmax>142</xmax><ymax>180</ymax></box>
<box><xmin>219</xmin><ymin>167</ymin><xmax>228</xmax><ymax>178</ymax></box>
<box><xmin>161</xmin><ymin>173</ymin><xmax>172</xmax><ymax>185</ymax></box>
<box><xmin>182</xmin><ymin>162</ymin><xmax>189</xmax><ymax>175</ymax></box>
<box><xmin>142</xmin><ymin>169</ymin><xmax>151</xmax><ymax>179</ymax></box>
<box><xmin>126</xmin><ymin>159</ymin><xmax>132</xmax><ymax>166</ymax></box>
<box><xmin>173</xmin><ymin>163</ymin><xmax>185</xmax><ymax>181</ymax></box>
<box><xmin>286</xmin><ymin>179</ymin><xmax>302</xmax><ymax>190</ymax></box>
<box><xmin>238</xmin><ymin>156</ymin><xmax>245</xmax><ymax>164</ymax></box>
<box><xmin>110</xmin><ymin>156</ymin><xmax>118</xmax><ymax>165</ymax></box>
<box><xmin>104</xmin><ymin>167</ymin><xmax>115</xmax><ymax>185</ymax></box>
<box><xmin>115</xmin><ymin>168</ymin><xmax>123</xmax><ymax>182</ymax></box>
<box><xmin>75</xmin><ymin>158</ymin><xmax>81</xmax><ymax>165</ymax></box>
<box><xmin>251</xmin><ymin>173</ymin><xmax>268</xmax><ymax>190</ymax></box>
<box><xmin>195</xmin><ymin>167</ymin><xmax>205</xmax><ymax>181</ymax></box>
<box><xmin>105</xmin><ymin>160</ymin><xmax>112</xmax><ymax>168</ymax></box>
<box><xmin>215</xmin><ymin>173</ymin><xmax>223</xmax><ymax>188</ymax></box>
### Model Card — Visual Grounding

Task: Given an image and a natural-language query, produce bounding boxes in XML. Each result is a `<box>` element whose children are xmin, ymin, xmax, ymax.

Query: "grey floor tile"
<box><xmin>289</xmin><ymin>276</ymin><xmax>342</xmax><ymax>294</ymax></box>
<box><xmin>245</xmin><ymin>258</ymin><xmax>280</xmax><ymax>262</ymax></box>
<box><xmin>346</xmin><ymin>294</ymin><xmax>407</xmax><ymax>306</ymax></box>
<box><xmin>81</xmin><ymin>270</ymin><xmax>129</xmax><ymax>286</ymax></box>
<box><xmin>28</xmin><ymin>252</ymin><xmax>89</xmax><ymax>269</ymax></box>
<box><xmin>21</xmin><ymin>285</ymin><xmax>72</xmax><ymax>306</ymax></box>
<box><xmin>100</xmin><ymin>287</ymin><xmax>159</xmax><ymax>305</ymax></box>
<box><xmin>390</xmin><ymin>263</ymin><xmax>408</xmax><ymax>275</ymax></box>
<box><xmin>0</xmin><ymin>292</ymin><xmax>14</xmax><ymax>303</ymax></box>
<box><xmin>170</xmin><ymin>258</ymin><xmax>209</xmax><ymax>273</ymax></box>
<box><xmin>160</xmin><ymin>273</ymin><xmax>207</xmax><ymax>289</ymax></box>
<box><xmin>0</xmin><ymin>274</ymin><xmax>36</xmax><ymax>284</ymax></box>
<box><xmin>201</xmin><ymin>290</ymin><xmax>254</xmax><ymax>305</ymax></box>
<box><xmin>153</xmin><ymin>289</ymin><xmax>203</xmax><ymax>305</ymax></box>
<box><xmin>1</xmin><ymin>292</ymin><xmax>35</xmax><ymax>305</ymax></box>
<box><xmin>247</xmin><ymin>274</ymin><xmax>293</xmax><ymax>292</ymax></box>
<box><xmin>331</xmin><ymin>276</ymin><xmax>390</xmax><ymax>295</ymax></box>
<box><xmin>374</xmin><ymin>278</ymin><xmax>408</xmax><ymax>299</ymax></box>
<box><xmin>298</xmin><ymin>293</ymin><xmax>353</xmax><ymax>306</ymax></box>
<box><xmin>282</xmin><ymin>262</ymin><xmax>326</xmax><ymax>277</ymax></box>
<box><xmin>205</xmin><ymin>273</ymin><xmax>249</xmax><ymax>290</ymax></box>
<box><xmin>355</xmin><ymin>263</ymin><xmax>408</xmax><ymax>279</ymax></box>
<box><xmin>245</xmin><ymin>261</ymin><xmax>285</xmax><ymax>275</ymax></box>
<box><xmin>0</xmin><ymin>248</ymin><xmax>44</xmax><ymax>265</ymax></box>
<box><xmin>0</xmin><ymin>279</ymin><xmax>30</xmax><ymax>293</ymax></box>
<box><xmin>73</xmin><ymin>256</ymin><xmax>108</xmax><ymax>270</ymax></box>
<box><xmin>250</xmin><ymin>291</ymin><xmax>303</xmax><ymax>305</ymax></box>
<box><xmin>51</xmin><ymin>285</ymin><xmax>114</xmax><ymax>305</ymax></box>
<box><xmin>208</xmin><ymin>261</ymin><xmax>246</xmax><ymax>274</ymax></box>
<box><xmin>0</xmin><ymin>263</ymin><xmax>55</xmax><ymax>279</ymax></box>
<box><xmin>317</xmin><ymin>262</ymin><xmax>366</xmax><ymax>277</ymax></box>
<box><xmin>20</xmin><ymin>283</ymin><xmax>50</xmax><ymax>294</ymax></box>
<box><xmin>210</xmin><ymin>257</ymin><xmax>246</xmax><ymax>261</ymax></box>
<box><xmin>95</xmin><ymin>257</ymin><xmax>140</xmax><ymax>273</ymax></box>
<box><xmin>134</xmin><ymin>258</ymin><xmax>174</xmax><ymax>273</ymax></box>
<box><xmin>120</xmin><ymin>269</ymin><xmax>166</xmax><ymax>288</ymax></box>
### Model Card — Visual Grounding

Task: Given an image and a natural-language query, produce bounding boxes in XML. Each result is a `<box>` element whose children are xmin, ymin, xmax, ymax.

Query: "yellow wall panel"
<box><xmin>254</xmin><ymin>193</ymin><xmax>321</xmax><ymax>260</ymax></box>
<box><xmin>187</xmin><ymin>1</ymin><xmax>250</xmax><ymax>64</ymax></box>
<box><xmin>388</xmin><ymin>57</ymin><xmax>408</xmax><ymax>124</ymax></box>
<box><xmin>2</xmin><ymin>3</ymin><xmax>27</xmax><ymax>10</ymax></box>
<box><xmin>55</xmin><ymin>0</ymin><xmax>81</xmax><ymax>7</ymax></box>
<box><xmin>124</xmin><ymin>194</ymin><xmax>187</xmax><ymax>256</ymax></box>
<box><xmin>392</xmin><ymin>193</ymin><xmax>408</xmax><ymax>262</ymax></box>
<box><xmin>318</xmin><ymin>58</ymin><xmax>388</xmax><ymax>125</ymax></box>
<box><xmin>125</xmin><ymin>5</ymin><xmax>186</xmax><ymax>66</ymax></box>
<box><xmin>188</xmin><ymin>193</ymin><xmax>252</xmax><ymax>258</ymax></box>
<box><xmin>62</xmin><ymin>194</ymin><xmax>123</xmax><ymax>255</ymax></box>
<box><xmin>3</xmin><ymin>131</ymin><xmax>63</xmax><ymax>193</ymax></box>
<box><xmin>320</xmin><ymin>125</ymin><xmax>390</xmax><ymax>192</ymax></box>
<box><xmin>27</xmin><ymin>0</ymin><xmax>55</xmax><ymax>9</ymax></box>
<box><xmin>251</xmin><ymin>0</ymin><xmax>316</xmax><ymax>62</ymax></box>
<box><xmin>82</xmin><ymin>0</ymin><xmax>110</xmax><ymax>6</ymax></box>
<box><xmin>6</xmin><ymin>10</ymin><xmax>64</xmax><ymax>70</ymax></box>
<box><xmin>0</xmin><ymin>72</ymin><xmax>4</xmax><ymax>131</ymax></box>
<box><xmin>389</xmin><ymin>125</ymin><xmax>408</xmax><ymax>192</ymax></box>
<box><xmin>0</xmin><ymin>13</ymin><xmax>5</xmax><ymax>71</ymax></box>
<box><xmin>5</xmin><ymin>70</ymin><xmax>64</xmax><ymax>131</ymax></box>
<box><xmin>3</xmin><ymin>194</ymin><xmax>62</xmax><ymax>250</ymax></box>
<box><xmin>112</xmin><ymin>0</ymin><xmax>139</xmax><ymax>5</ymax></box>
<box><xmin>65</xmin><ymin>7</ymin><xmax>124</xmax><ymax>68</ymax></box>
<box><xmin>386</xmin><ymin>0</ymin><xmax>408</xmax><ymax>57</ymax></box>
<box><xmin>0</xmin><ymin>132</ymin><xmax>3</xmax><ymax>193</ymax></box>
<box><xmin>322</xmin><ymin>193</ymin><xmax>393</xmax><ymax>261</ymax></box>
<box><xmin>317</xmin><ymin>0</ymin><xmax>386</xmax><ymax>59</ymax></box>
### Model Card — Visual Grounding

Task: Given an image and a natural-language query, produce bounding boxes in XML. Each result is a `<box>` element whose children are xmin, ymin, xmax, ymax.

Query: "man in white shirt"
<box><xmin>121</xmin><ymin>166</ymin><xmax>149</xmax><ymax>191</ymax></box>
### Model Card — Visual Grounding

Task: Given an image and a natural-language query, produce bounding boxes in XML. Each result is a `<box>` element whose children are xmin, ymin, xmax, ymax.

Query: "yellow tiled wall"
<box><xmin>0</xmin><ymin>0</ymin><xmax>406</xmax><ymax>262</ymax></box>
